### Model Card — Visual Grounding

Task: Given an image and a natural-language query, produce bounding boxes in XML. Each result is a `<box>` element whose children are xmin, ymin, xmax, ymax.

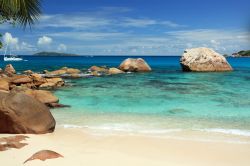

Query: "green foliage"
<box><xmin>0</xmin><ymin>0</ymin><xmax>41</xmax><ymax>48</ymax></box>
<box><xmin>0</xmin><ymin>0</ymin><xmax>41</xmax><ymax>28</ymax></box>
<box><xmin>238</xmin><ymin>50</ymin><xmax>250</xmax><ymax>56</ymax></box>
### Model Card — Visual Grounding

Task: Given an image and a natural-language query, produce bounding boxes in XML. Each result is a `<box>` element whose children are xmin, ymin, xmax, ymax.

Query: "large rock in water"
<box><xmin>119</xmin><ymin>58</ymin><xmax>152</xmax><ymax>72</ymax></box>
<box><xmin>4</xmin><ymin>64</ymin><xmax>16</xmax><ymax>76</ymax></box>
<box><xmin>0</xmin><ymin>92</ymin><xmax>55</xmax><ymax>134</ymax></box>
<box><xmin>180</xmin><ymin>47</ymin><xmax>233</xmax><ymax>72</ymax></box>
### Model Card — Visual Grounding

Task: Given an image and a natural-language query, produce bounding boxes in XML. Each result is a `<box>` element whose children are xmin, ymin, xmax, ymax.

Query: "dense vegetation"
<box><xmin>34</xmin><ymin>52</ymin><xmax>79</xmax><ymax>56</ymax></box>
<box><xmin>237</xmin><ymin>50</ymin><xmax>250</xmax><ymax>56</ymax></box>
<box><xmin>0</xmin><ymin>0</ymin><xmax>41</xmax><ymax>48</ymax></box>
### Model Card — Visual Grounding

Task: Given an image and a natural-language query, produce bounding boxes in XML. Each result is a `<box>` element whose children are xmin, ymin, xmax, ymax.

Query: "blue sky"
<box><xmin>1</xmin><ymin>0</ymin><xmax>250</xmax><ymax>55</ymax></box>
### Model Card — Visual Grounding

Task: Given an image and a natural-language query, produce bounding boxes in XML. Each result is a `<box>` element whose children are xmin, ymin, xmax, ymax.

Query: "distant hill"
<box><xmin>33</xmin><ymin>51</ymin><xmax>79</xmax><ymax>56</ymax></box>
<box><xmin>232</xmin><ymin>50</ymin><xmax>250</xmax><ymax>57</ymax></box>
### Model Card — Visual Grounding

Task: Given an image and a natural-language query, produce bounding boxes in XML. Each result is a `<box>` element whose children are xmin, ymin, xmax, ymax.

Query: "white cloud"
<box><xmin>20</xmin><ymin>42</ymin><xmax>37</xmax><ymax>52</ymax></box>
<box><xmin>48</xmin><ymin>31</ymin><xmax>127</xmax><ymax>41</ymax></box>
<box><xmin>121</xmin><ymin>18</ymin><xmax>157</xmax><ymax>27</ymax></box>
<box><xmin>3</xmin><ymin>32</ymin><xmax>19</xmax><ymax>49</ymax></box>
<box><xmin>38</xmin><ymin>12</ymin><xmax>183</xmax><ymax>29</ymax></box>
<box><xmin>37</xmin><ymin>36</ymin><xmax>53</xmax><ymax>46</ymax></box>
<box><xmin>39</xmin><ymin>14</ymin><xmax>112</xmax><ymax>29</ymax></box>
<box><xmin>57</xmin><ymin>44</ymin><xmax>67</xmax><ymax>52</ymax></box>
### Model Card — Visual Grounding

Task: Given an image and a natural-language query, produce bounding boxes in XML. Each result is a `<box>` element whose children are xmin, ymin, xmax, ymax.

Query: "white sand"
<box><xmin>1</xmin><ymin>127</ymin><xmax>250</xmax><ymax>166</ymax></box>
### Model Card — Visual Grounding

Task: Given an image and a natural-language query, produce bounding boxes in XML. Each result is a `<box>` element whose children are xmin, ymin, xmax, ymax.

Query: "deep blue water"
<box><xmin>1</xmin><ymin>56</ymin><xmax>250</xmax><ymax>141</ymax></box>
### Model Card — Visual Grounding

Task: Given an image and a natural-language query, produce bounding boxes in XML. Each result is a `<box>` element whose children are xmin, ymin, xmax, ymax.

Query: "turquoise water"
<box><xmin>1</xmin><ymin>56</ymin><xmax>250</xmax><ymax>141</ymax></box>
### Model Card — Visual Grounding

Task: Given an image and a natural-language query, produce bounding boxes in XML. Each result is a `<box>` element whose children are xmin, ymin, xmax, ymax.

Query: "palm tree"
<box><xmin>0</xmin><ymin>0</ymin><xmax>41</xmax><ymax>27</ymax></box>
<box><xmin>0</xmin><ymin>0</ymin><xmax>41</xmax><ymax>48</ymax></box>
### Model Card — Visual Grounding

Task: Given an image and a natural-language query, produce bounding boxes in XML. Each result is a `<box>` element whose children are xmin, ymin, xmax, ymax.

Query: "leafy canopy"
<box><xmin>0</xmin><ymin>0</ymin><xmax>41</xmax><ymax>48</ymax></box>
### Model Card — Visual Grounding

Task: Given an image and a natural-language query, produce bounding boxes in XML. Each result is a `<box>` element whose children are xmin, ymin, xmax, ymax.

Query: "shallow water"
<box><xmin>1</xmin><ymin>56</ymin><xmax>250</xmax><ymax>142</ymax></box>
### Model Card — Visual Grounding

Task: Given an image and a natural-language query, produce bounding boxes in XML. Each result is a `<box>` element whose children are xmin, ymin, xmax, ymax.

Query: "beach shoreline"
<box><xmin>1</xmin><ymin>127</ymin><xmax>250</xmax><ymax>166</ymax></box>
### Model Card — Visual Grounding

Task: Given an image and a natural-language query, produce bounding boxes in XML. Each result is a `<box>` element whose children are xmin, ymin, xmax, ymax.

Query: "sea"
<box><xmin>1</xmin><ymin>56</ymin><xmax>250</xmax><ymax>143</ymax></box>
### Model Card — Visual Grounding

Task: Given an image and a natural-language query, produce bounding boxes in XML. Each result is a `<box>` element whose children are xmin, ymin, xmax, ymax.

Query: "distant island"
<box><xmin>232</xmin><ymin>50</ymin><xmax>250</xmax><ymax>57</ymax></box>
<box><xmin>34</xmin><ymin>51</ymin><xmax>79</xmax><ymax>56</ymax></box>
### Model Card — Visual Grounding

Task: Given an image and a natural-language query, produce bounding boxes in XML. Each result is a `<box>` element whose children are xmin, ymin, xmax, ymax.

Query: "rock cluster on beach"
<box><xmin>0</xmin><ymin>58</ymin><xmax>152</xmax><ymax>134</ymax></box>
<box><xmin>0</xmin><ymin>65</ymin><xmax>64</xmax><ymax>108</ymax></box>
<box><xmin>180</xmin><ymin>47</ymin><xmax>233</xmax><ymax>72</ymax></box>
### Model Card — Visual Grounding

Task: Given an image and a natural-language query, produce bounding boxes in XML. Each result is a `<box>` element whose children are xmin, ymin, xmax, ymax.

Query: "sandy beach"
<box><xmin>1</xmin><ymin>127</ymin><xmax>250</xmax><ymax>166</ymax></box>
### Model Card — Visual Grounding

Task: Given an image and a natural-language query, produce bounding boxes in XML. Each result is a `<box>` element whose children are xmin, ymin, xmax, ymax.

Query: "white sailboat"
<box><xmin>3</xmin><ymin>41</ymin><xmax>23</xmax><ymax>61</ymax></box>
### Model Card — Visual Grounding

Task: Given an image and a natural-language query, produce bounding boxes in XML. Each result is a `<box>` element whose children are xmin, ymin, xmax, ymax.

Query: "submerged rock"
<box><xmin>119</xmin><ymin>58</ymin><xmax>152</xmax><ymax>72</ymax></box>
<box><xmin>0</xmin><ymin>92</ymin><xmax>55</xmax><ymax>134</ymax></box>
<box><xmin>180</xmin><ymin>47</ymin><xmax>233</xmax><ymax>72</ymax></box>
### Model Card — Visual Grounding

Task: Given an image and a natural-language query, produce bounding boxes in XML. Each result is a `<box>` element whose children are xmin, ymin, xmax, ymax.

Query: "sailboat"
<box><xmin>3</xmin><ymin>41</ymin><xmax>23</xmax><ymax>61</ymax></box>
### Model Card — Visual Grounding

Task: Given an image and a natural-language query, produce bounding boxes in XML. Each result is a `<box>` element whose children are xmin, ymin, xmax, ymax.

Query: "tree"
<box><xmin>0</xmin><ymin>0</ymin><xmax>41</xmax><ymax>48</ymax></box>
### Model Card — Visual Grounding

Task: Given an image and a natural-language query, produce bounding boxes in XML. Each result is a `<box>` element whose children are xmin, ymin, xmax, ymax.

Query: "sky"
<box><xmin>1</xmin><ymin>0</ymin><xmax>250</xmax><ymax>55</ymax></box>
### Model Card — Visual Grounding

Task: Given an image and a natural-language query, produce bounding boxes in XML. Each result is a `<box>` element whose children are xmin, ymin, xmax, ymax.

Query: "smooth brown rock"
<box><xmin>40</xmin><ymin>78</ymin><xmax>64</xmax><ymax>88</ymax></box>
<box><xmin>0</xmin><ymin>79</ymin><xmax>9</xmax><ymax>91</ymax></box>
<box><xmin>45</xmin><ymin>67</ymin><xmax>81</xmax><ymax>76</ymax></box>
<box><xmin>30</xmin><ymin>73</ymin><xmax>47</xmax><ymax>86</ymax></box>
<box><xmin>119</xmin><ymin>58</ymin><xmax>152</xmax><ymax>72</ymax></box>
<box><xmin>23</xmin><ymin>89</ymin><xmax>59</xmax><ymax>104</ymax></box>
<box><xmin>24</xmin><ymin>150</ymin><xmax>63</xmax><ymax>164</ymax></box>
<box><xmin>89</xmin><ymin>66</ymin><xmax>108</xmax><ymax>73</ymax></box>
<box><xmin>0</xmin><ymin>92</ymin><xmax>56</xmax><ymax>134</ymax></box>
<box><xmin>4</xmin><ymin>64</ymin><xmax>16</xmax><ymax>76</ymax></box>
<box><xmin>10</xmin><ymin>75</ymin><xmax>33</xmax><ymax>84</ymax></box>
<box><xmin>108</xmin><ymin>67</ymin><xmax>124</xmax><ymax>74</ymax></box>
<box><xmin>23</xmin><ymin>70</ymin><xmax>33</xmax><ymax>75</ymax></box>
<box><xmin>47</xmin><ymin>69</ymin><xmax>66</xmax><ymax>75</ymax></box>
<box><xmin>61</xmin><ymin>67</ymin><xmax>81</xmax><ymax>74</ymax></box>
<box><xmin>180</xmin><ymin>47</ymin><xmax>233</xmax><ymax>72</ymax></box>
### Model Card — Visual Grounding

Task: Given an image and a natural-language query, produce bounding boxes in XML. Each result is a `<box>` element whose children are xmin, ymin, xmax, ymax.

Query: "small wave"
<box><xmin>196</xmin><ymin>128</ymin><xmax>250</xmax><ymax>137</ymax></box>
<box><xmin>62</xmin><ymin>123</ymin><xmax>182</xmax><ymax>134</ymax></box>
<box><xmin>62</xmin><ymin>124</ymin><xmax>83</xmax><ymax>129</ymax></box>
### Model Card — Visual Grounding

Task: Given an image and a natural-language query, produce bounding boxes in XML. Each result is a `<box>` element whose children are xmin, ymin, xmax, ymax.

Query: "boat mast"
<box><xmin>4</xmin><ymin>41</ymin><xmax>9</xmax><ymax>58</ymax></box>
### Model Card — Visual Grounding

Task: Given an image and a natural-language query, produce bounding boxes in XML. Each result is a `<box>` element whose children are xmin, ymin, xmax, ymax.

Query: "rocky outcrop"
<box><xmin>0</xmin><ymin>92</ymin><xmax>56</xmax><ymax>134</ymax></box>
<box><xmin>44</xmin><ymin>67</ymin><xmax>81</xmax><ymax>76</ymax></box>
<box><xmin>61</xmin><ymin>67</ymin><xmax>81</xmax><ymax>74</ymax></box>
<box><xmin>39</xmin><ymin>78</ymin><xmax>64</xmax><ymax>88</ymax></box>
<box><xmin>10</xmin><ymin>75</ymin><xmax>33</xmax><ymax>84</ymax></box>
<box><xmin>23</xmin><ymin>70</ymin><xmax>33</xmax><ymax>75</ymax></box>
<box><xmin>23</xmin><ymin>89</ymin><xmax>59</xmax><ymax>105</ymax></box>
<box><xmin>119</xmin><ymin>58</ymin><xmax>152</xmax><ymax>72</ymax></box>
<box><xmin>0</xmin><ymin>79</ymin><xmax>9</xmax><ymax>92</ymax></box>
<box><xmin>108</xmin><ymin>68</ymin><xmax>124</xmax><ymax>75</ymax></box>
<box><xmin>4</xmin><ymin>64</ymin><xmax>16</xmax><ymax>76</ymax></box>
<box><xmin>10</xmin><ymin>87</ymin><xmax>61</xmax><ymax>108</ymax></box>
<box><xmin>180</xmin><ymin>47</ymin><xmax>233</xmax><ymax>72</ymax></box>
<box><xmin>89</xmin><ymin>66</ymin><xmax>108</xmax><ymax>72</ymax></box>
